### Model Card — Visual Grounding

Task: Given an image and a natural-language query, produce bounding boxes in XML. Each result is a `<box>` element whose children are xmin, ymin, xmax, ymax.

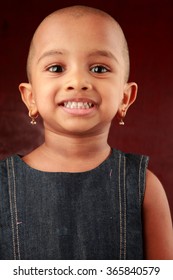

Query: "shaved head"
<box><xmin>26</xmin><ymin>5</ymin><xmax>130</xmax><ymax>82</ymax></box>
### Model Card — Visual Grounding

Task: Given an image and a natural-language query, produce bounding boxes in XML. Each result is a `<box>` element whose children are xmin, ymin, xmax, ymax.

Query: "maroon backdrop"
<box><xmin>0</xmin><ymin>0</ymin><xmax>173</xmax><ymax>218</ymax></box>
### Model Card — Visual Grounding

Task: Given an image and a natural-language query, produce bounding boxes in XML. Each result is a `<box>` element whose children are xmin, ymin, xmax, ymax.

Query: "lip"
<box><xmin>58</xmin><ymin>98</ymin><xmax>97</xmax><ymax>116</ymax></box>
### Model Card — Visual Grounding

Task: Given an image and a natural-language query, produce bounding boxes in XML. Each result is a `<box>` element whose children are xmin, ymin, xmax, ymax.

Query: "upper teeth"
<box><xmin>64</xmin><ymin>101</ymin><xmax>93</xmax><ymax>109</ymax></box>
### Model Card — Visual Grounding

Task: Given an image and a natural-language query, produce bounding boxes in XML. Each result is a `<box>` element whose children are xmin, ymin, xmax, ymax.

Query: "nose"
<box><xmin>64</xmin><ymin>69</ymin><xmax>92</xmax><ymax>92</ymax></box>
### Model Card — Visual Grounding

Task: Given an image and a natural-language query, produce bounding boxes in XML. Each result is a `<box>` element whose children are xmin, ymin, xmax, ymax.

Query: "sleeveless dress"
<box><xmin>0</xmin><ymin>149</ymin><xmax>149</xmax><ymax>260</ymax></box>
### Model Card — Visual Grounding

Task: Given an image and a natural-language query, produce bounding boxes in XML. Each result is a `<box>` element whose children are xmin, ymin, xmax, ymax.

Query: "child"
<box><xmin>0</xmin><ymin>5</ymin><xmax>173</xmax><ymax>260</ymax></box>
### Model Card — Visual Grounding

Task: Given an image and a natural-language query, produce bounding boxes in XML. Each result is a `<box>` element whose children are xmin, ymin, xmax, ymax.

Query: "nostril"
<box><xmin>67</xmin><ymin>86</ymin><xmax>74</xmax><ymax>90</ymax></box>
<box><xmin>67</xmin><ymin>86</ymin><xmax>88</xmax><ymax>90</ymax></box>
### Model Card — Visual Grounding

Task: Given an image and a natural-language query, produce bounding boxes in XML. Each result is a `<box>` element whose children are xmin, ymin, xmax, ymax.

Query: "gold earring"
<box><xmin>119</xmin><ymin>118</ymin><xmax>125</xmax><ymax>125</ymax></box>
<box><xmin>119</xmin><ymin>110</ymin><xmax>126</xmax><ymax>125</ymax></box>
<box><xmin>28</xmin><ymin>111</ymin><xmax>38</xmax><ymax>125</ymax></box>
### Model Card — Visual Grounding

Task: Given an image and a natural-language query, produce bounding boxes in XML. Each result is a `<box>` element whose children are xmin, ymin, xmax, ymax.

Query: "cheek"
<box><xmin>101</xmin><ymin>82</ymin><xmax>124</xmax><ymax>105</ymax></box>
<box><xmin>100</xmin><ymin>83</ymin><xmax>124</xmax><ymax>118</ymax></box>
<box><xmin>31</xmin><ymin>90</ymin><xmax>52</xmax><ymax>115</ymax></box>
<box><xmin>32</xmin><ymin>81</ymin><xmax>57</xmax><ymax>101</ymax></box>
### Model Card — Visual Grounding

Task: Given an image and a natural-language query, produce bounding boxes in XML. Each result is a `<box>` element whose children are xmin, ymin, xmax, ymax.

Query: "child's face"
<box><xmin>20</xmin><ymin>13</ymin><xmax>136</xmax><ymax>136</ymax></box>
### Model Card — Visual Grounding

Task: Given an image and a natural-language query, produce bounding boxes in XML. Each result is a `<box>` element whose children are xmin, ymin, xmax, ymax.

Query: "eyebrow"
<box><xmin>88</xmin><ymin>49</ymin><xmax>119</xmax><ymax>63</ymax></box>
<box><xmin>37</xmin><ymin>49</ymin><xmax>65</xmax><ymax>64</ymax></box>
<box><xmin>37</xmin><ymin>49</ymin><xmax>119</xmax><ymax>64</ymax></box>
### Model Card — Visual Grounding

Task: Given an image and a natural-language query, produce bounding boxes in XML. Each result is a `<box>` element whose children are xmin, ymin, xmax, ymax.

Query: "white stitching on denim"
<box><xmin>7</xmin><ymin>158</ymin><xmax>16</xmax><ymax>260</ymax></box>
<box><xmin>118</xmin><ymin>154</ymin><xmax>122</xmax><ymax>260</ymax></box>
<box><xmin>138</xmin><ymin>156</ymin><xmax>143</xmax><ymax>206</ymax></box>
<box><xmin>123</xmin><ymin>156</ymin><xmax>127</xmax><ymax>260</ymax></box>
<box><xmin>11</xmin><ymin>158</ymin><xmax>21</xmax><ymax>260</ymax></box>
<box><xmin>143</xmin><ymin>158</ymin><xmax>148</xmax><ymax>199</ymax></box>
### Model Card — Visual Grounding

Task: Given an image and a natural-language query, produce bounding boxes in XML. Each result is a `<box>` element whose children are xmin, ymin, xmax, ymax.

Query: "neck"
<box><xmin>45</xmin><ymin>129</ymin><xmax>110</xmax><ymax>156</ymax></box>
<box><xmin>25</xmin><ymin>129</ymin><xmax>111</xmax><ymax>172</ymax></box>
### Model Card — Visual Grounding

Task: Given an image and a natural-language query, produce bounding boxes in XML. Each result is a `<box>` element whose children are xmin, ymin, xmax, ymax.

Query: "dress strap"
<box><xmin>6</xmin><ymin>157</ymin><xmax>21</xmax><ymax>260</ymax></box>
<box><xmin>117</xmin><ymin>151</ymin><xmax>149</xmax><ymax>260</ymax></box>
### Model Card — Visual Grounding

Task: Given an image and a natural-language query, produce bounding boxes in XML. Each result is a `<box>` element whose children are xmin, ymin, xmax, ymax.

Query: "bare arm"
<box><xmin>143</xmin><ymin>169</ymin><xmax>173</xmax><ymax>259</ymax></box>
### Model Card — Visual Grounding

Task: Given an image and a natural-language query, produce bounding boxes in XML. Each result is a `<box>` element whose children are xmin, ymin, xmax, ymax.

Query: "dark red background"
<box><xmin>0</xmin><ymin>0</ymin><xmax>173</xmax><ymax>218</ymax></box>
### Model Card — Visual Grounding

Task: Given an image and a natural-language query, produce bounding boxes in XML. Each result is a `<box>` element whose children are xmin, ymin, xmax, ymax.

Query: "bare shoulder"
<box><xmin>143</xmin><ymin>169</ymin><xmax>173</xmax><ymax>259</ymax></box>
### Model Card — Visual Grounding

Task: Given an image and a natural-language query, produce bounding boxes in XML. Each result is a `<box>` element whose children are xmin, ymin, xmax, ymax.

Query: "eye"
<box><xmin>48</xmin><ymin>65</ymin><xmax>64</xmax><ymax>73</ymax></box>
<box><xmin>90</xmin><ymin>65</ymin><xmax>110</xmax><ymax>73</ymax></box>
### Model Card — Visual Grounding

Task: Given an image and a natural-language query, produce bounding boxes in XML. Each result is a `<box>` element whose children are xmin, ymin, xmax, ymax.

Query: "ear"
<box><xmin>19</xmin><ymin>82</ymin><xmax>38</xmax><ymax>116</ymax></box>
<box><xmin>118</xmin><ymin>82</ymin><xmax>138</xmax><ymax>117</ymax></box>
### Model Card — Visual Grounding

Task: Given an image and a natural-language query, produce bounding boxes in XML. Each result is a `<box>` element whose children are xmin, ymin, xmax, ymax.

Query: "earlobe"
<box><xmin>19</xmin><ymin>83</ymin><xmax>38</xmax><ymax>115</ymax></box>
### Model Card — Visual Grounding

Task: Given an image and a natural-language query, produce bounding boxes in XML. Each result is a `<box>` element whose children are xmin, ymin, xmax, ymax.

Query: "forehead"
<box><xmin>32</xmin><ymin>13</ymin><xmax>124</xmax><ymax>60</ymax></box>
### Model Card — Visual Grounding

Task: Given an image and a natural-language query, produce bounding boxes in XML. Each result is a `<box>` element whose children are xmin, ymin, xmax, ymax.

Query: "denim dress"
<box><xmin>0</xmin><ymin>149</ymin><xmax>148</xmax><ymax>260</ymax></box>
